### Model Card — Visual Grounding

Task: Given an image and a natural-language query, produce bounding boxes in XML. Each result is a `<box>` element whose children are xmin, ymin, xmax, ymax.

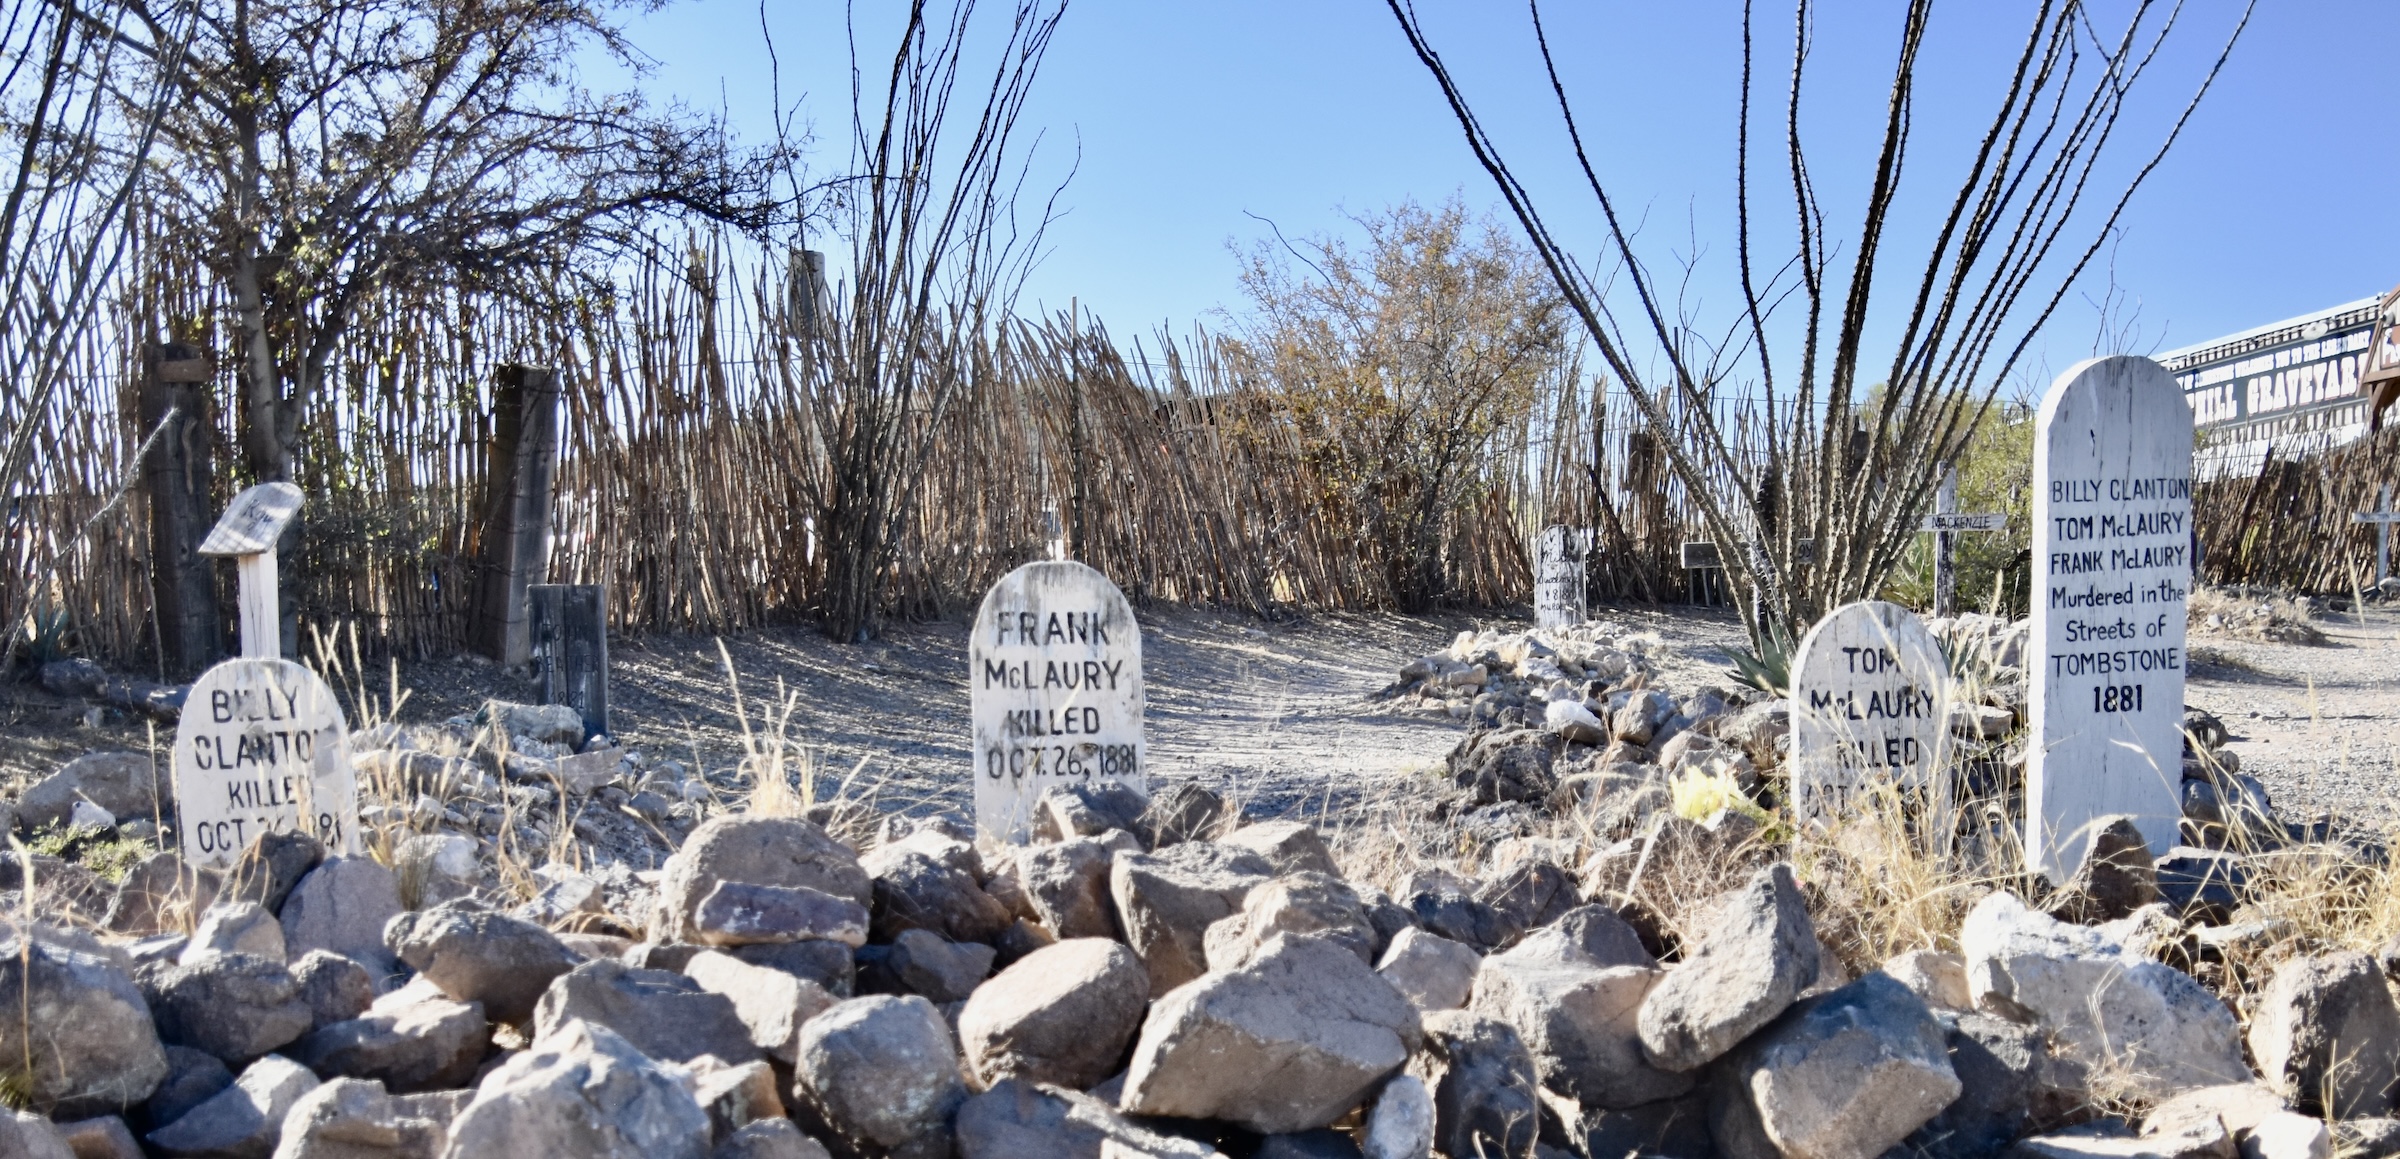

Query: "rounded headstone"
<box><xmin>970</xmin><ymin>561</ymin><xmax>1145</xmax><ymax>843</ymax></box>
<box><xmin>172</xmin><ymin>658</ymin><xmax>361</xmax><ymax>869</ymax></box>
<box><xmin>2028</xmin><ymin>355</ymin><xmax>2192</xmax><ymax>880</ymax></box>
<box><xmin>1787</xmin><ymin>600</ymin><xmax>1952</xmax><ymax>825</ymax></box>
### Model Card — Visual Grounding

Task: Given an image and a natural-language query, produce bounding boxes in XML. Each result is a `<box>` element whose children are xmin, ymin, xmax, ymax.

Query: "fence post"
<box><xmin>470</xmin><ymin>364</ymin><xmax>561</xmax><ymax>666</ymax></box>
<box><xmin>139</xmin><ymin>341</ymin><xmax>221</xmax><ymax>676</ymax></box>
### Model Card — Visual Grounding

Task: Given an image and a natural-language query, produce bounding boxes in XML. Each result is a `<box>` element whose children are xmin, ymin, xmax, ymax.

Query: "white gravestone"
<box><xmin>1533</xmin><ymin>526</ymin><xmax>1590</xmax><ymax>629</ymax></box>
<box><xmin>970</xmin><ymin>560</ymin><xmax>1145</xmax><ymax>843</ymax></box>
<box><xmin>173</xmin><ymin>658</ymin><xmax>360</xmax><ymax>868</ymax></box>
<box><xmin>2028</xmin><ymin>356</ymin><xmax>2192</xmax><ymax>880</ymax></box>
<box><xmin>1788</xmin><ymin>600</ymin><xmax>1954</xmax><ymax>826</ymax></box>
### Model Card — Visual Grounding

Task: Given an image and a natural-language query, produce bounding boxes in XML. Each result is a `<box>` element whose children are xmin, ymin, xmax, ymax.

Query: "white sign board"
<box><xmin>173</xmin><ymin>658</ymin><xmax>360</xmax><ymax>868</ymax></box>
<box><xmin>1788</xmin><ymin>600</ymin><xmax>1953</xmax><ymax>825</ymax></box>
<box><xmin>970</xmin><ymin>561</ymin><xmax>1145</xmax><ymax>843</ymax></box>
<box><xmin>2027</xmin><ymin>356</ymin><xmax>2192</xmax><ymax>880</ymax></box>
<box><xmin>1533</xmin><ymin>525</ymin><xmax>1590</xmax><ymax>629</ymax></box>
<box><xmin>197</xmin><ymin>482</ymin><xmax>303</xmax><ymax>558</ymax></box>
<box><xmin>1921</xmin><ymin>512</ymin><xmax>2008</xmax><ymax>532</ymax></box>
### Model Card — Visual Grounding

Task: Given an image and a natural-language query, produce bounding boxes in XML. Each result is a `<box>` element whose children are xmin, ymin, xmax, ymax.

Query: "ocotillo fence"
<box><xmin>8</xmin><ymin>237</ymin><xmax>1775</xmax><ymax>670</ymax></box>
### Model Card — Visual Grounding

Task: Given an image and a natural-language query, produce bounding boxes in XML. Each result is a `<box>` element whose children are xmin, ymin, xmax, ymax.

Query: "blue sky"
<box><xmin>603</xmin><ymin>1</ymin><xmax>2396</xmax><ymax>397</ymax></box>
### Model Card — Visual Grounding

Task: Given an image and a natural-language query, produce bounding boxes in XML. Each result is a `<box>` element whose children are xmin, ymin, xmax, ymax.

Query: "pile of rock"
<box><xmin>1386</xmin><ymin>623</ymin><xmax>1662</xmax><ymax>722</ymax></box>
<box><xmin>7</xmin><ymin>772</ymin><xmax>2395</xmax><ymax>1159</ymax></box>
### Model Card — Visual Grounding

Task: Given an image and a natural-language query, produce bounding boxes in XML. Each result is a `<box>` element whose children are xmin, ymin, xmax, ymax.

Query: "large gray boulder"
<box><xmin>289</xmin><ymin>993</ymin><xmax>489</xmax><ymax>1092</ymax></box>
<box><xmin>146</xmin><ymin>1054</ymin><xmax>320</xmax><ymax>1159</ymax></box>
<box><xmin>658</xmin><ymin>817</ymin><xmax>870</xmax><ymax>944</ymax></box>
<box><xmin>385</xmin><ymin>901</ymin><xmax>579</xmax><ymax>1024</ymax></box>
<box><xmin>1962</xmin><ymin>891</ymin><xmax>2249</xmax><ymax>1096</ymax></box>
<box><xmin>866</xmin><ymin>928</ymin><xmax>998</xmax><ymax>1003</ymax></box>
<box><xmin>864</xmin><ymin>846</ymin><xmax>1012</xmax><ymax>945</ymax></box>
<box><xmin>682</xmin><ymin>950</ymin><xmax>838</xmax><ymax>1065</ymax></box>
<box><xmin>147</xmin><ymin>1046</ymin><xmax>237</xmax><ymax>1131</ymax></box>
<box><xmin>2247</xmin><ymin>951</ymin><xmax>2400</xmax><ymax>1119</ymax></box>
<box><xmin>150</xmin><ymin>952</ymin><xmax>316</xmax><ymax>1063</ymax></box>
<box><xmin>279</xmin><ymin>859</ymin><xmax>404</xmax><ymax>978</ymax></box>
<box><xmin>1019</xmin><ymin>836</ymin><xmax>1123</xmax><ymax>940</ymax></box>
<box><xmin>104</xmin><ymin>851</ymin><xmax>209</xmax><ymax>936</ymax></box>
<box><xmin>186</xmin><ymin>902</ymin><xmax>286</xmax><ymax>964</ymax></box>
<box><xmin>291</xmin><ymin>950</ymin><xmax>376</xmax><ymax>1030</ymax></box>
<box><xmin>1376</xmin><ymin>927</ymin><xmax>1480</xmax><ymax>1012</ymax></box>
<box><xmin>17</xmin><ymin>751</ymin><xmax>162</xmax><ymax>832</ymax></box>
<box><xmin>222</xmin><ymin>832</ymin><xmax>327</xmax><ymax>916</ymax></box>
<box><xmin>957</xmin><ymin>938</ymin><xmax>1148</xmax><ymax>1091</ymax></box>
<box><xmin>1637</xmin><ymin>863</ymin><xmax>1818</xmax><ymax>1073</ymax></box>
<box><xmin>268</xmin><ymin>1077</ymin><xmax>471</xmax><ymax>1159</ymax></box>
<box><xmin>0</xmin><ymin>923</ymin><xmax>168</xmax><ymax>1116</ymax></box>
<box><xmin>1121</xmin><ymin>934</ymin><xmax>1423</xmax><ymax>1134</ymax></box>
<box><xmin>1109</xmin><ymin>842</ymin><xmax>1274</xmax><ymax>994</ymax></box>
<box><xmin>952</xmin><ymin>1079</ymin><xmax>1217</xmax><ymax>1159</ymax></box>
<box><xmin>2041</xmin><ymin>816</ymin><xmax>2163</xmax><ymax>925</ymax></box>
<box><xmin>1220</xmin><ymin>821</ymin><xmax>1342</xmax><ymax>877</ymax></box>
<box><xmin>1471</xmin><ymin>906</ymin><xmax>1689</xmax><ymax>1108</ymax></box>
<box><xmin>531</xmin><ymin>959</ymin><xmax>758</xmax><ymax>1066</ymax></box>
<box><xmin>439</xmin><ymin>1020</ymin><xmax>710</xmax><ymax>1159</ymax></box>
<box><xmin>1901</xmin><ymin>1012</ymin><xmax>2083</xmax><ymax>1159</ymax></box>
<box><xmin>690</xmin><ymin>882</ymin><xmax>869</xmax><ymax>948</ymax></box>
<box><xmin>1407</xmin><ymin>1010</ymin><xmax>1542</xmax><ymax>1159</ymax></box>
<box><xmin>1711</xmin><ymin>972</ymin><xmax>1961</xmax><ymax>1159</ymax></box>
<box><xmin>1203</xmin><ymin>871</ymin><xmax>1377</xmax><ymax>971</ymax></box>
<box><xmin>794</xmin><ymin>996</ymin><xmax>966</xmax><ymax>1159</ymax></box>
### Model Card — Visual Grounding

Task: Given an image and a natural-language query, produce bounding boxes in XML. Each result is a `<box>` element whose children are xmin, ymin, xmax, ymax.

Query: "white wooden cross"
<box><xmin>1919</xmin><ymin>470</ymin><xmax>2006</xmax><ymax>615</ymax></box>
<box><xmin>2354</xmin><ymin>484</ymin><xmax>2400</xmax><ymax>584</ymax></box>
<box><xmin>197</xmin><ymin>482</ymin><xmax>303</xmax><ymax>658</ymax></box>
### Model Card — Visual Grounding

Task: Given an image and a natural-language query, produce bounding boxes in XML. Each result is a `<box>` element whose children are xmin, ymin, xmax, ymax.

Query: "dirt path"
<box><xmin>2186</xmin><ymin>604</ymin><xmax>2400</xmax><ymax>833</ymax></box>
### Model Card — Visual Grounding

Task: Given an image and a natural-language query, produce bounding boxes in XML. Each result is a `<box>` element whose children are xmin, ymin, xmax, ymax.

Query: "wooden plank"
<box><xmin>197</xmin><ymin>482</ymin><xmax>303</xmax><ymax>557</ymax></box>
<box><xmin>529</xmin><ymin>583</ymin><xmax>610</xmax><ymax>740</ymax></box>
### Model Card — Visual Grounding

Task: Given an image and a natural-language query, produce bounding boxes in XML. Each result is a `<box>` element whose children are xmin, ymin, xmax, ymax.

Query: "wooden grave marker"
<box><xmin>1921</xmin><ymin>469</ymin><xmax>2008</xmax><ymax>615</ymax></box>
<box><xmin>970</xmin><ymin>560</ymin><xmax>1145</xmax><ymax>843</ymax></box>
<box><xmin>197</xmin><ymin>482</ymin><xmax>303</xmax><ymax>659</ymax></box>
<box><xmin>2027</xmin><ymin>356</ymin><xmax>2192</xmax><ymax>880</ymax></box>
<box><xmin>1788</xmin><ymin>600</ymin><xmax>1954</xmax><ymax>826</ymax></box>
<box><xmin>1533</xmin><ymin>525</ymin><xmax>1591</xmax><ymax>629</ymax></box>
<box><xmin>2353</xmin><ymin>485</ymin><xmax>2400</xmax><ymax>583</ymax></box>
<box><xmin>173</xmin><ymin>657</ymin><xmax>360</xmax><ymax>868</ymax></box>
<box><xmin>529</xmin><ymin>583</ymin><xmax>610</xmax><ymax>740</ymax></box>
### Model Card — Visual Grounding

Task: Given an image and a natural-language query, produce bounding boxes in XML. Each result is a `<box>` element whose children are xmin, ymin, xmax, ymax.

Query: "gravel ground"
<box><xmin>2186</xmin><ymin>603</ymin><xmax>2400</xmax><ymax>834</ymax></box>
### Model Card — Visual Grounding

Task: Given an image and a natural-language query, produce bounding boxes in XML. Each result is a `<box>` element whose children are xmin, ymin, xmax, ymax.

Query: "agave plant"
<box><xmin>1726</xmin><ymin>614</ymin><xmax>1794</xmax><ymax>699</ymax></box>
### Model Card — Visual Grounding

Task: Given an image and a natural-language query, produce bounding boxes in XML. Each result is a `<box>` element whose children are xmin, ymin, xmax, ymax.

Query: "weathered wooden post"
<box><xmin>470</xmin><ymin>364</ymin><xmax>562</xmax><ymax>666</ymax></box>
<box><xmin>970</xmin><ymin>561</ymin><xmax>1144</xmax><ymax>843</ymax></box>
<box><xmin>2027</xmin><ymin>356</ymin><xmax>2193</xmax><ymax>879</ymax></box>
<box><xmin>529</xmin><ymin>583</ymin><xmax>610</xmax><ymax>740</ymax></box>
<box><xmin>139</xmin><ymin>342</ymin><xmax>222</xmax><ymax>676</ymax></box>
<box><xmin>197</xmin><ymin>483</ymin><xmax>304</xmax><ymax>658</ymax></box>
<box><xmin>2352</xmin><ymin>485</ymin><xmax>2399</xmax><ymax>583</ymax></box>
<box><xmin>1922</xmin><ymin>469</ymin><xmax>2007</xmax><ymax>616</ymax></box>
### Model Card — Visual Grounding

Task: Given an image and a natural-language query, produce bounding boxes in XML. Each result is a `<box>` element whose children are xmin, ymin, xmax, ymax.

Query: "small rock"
<box><xmin>70</xmin><ymin>799</ymin><xmax>118</xmax><ymax>830</ymax></box>
<box><xmin>1713</xmin><ymin>972</ymin><xmax>1962</xmax><ymax>1159</ymax></box>
<box><xmin>1637</xmin><ymin>863</ymin><xmax>1818</xmax><ymax>1073</ymax></box>
<box><xmin>280</xmin><ymin>859</ymin><xmax>404</xmax><ymax>978</ymax></box>
<box><xmin>711</xmin><ymin>1118</ymin><xmax>833</xmax><ymax>1159</ymax></box>
<box><xmin>864</xmin><ymin>847</ymin><xmax>1012</xmax><ymax>945</ymax></box>
<box><xmin>1034</xmin><ymin>783</ymin><xmax>1149</xmax><ymax>842</ymax></box>
<box><xmin>0</xmin><ymin>926</ymin><xmax>171</xmax><ymax>1118</ymax></box>
<box><xmin>385</xmin><ymin>901</ymin><xmax>580</xmax><ymax>1025</ymax></box>
<box><xmin>103</xmin><ymin>852</ymin><xmax>210</xmax><ymax>936</ymax></box>
<box><xmin>441</xmin><ymin>1020</ymin><xmax>710</xmax><ymax>1159</ymax></box>
<box><xmin>2246</xmin><ymin>950</ymin><xmax>2400</xmax><ymax>1118</ymax></box>
<box><xmin>270</xmin><ymin>1077</ymin><xmax>470</xmax><ymax>1159</ymax></box>
<box><xmin>1445</xmin><ymin>728</ymin><xmax>1563</xmax><ymax>807</ymax></box>
<box><xmin>1963</xmin><ymin>891</ymin><xmax>2248</xmax><ymax>1096</ymax></box>
<box><xmin>659</xmin><ymin>817</ymin><xmax>871</xmax><ymax>945</ymax></box>
<box><xmin>682</xmin><ymin>950</ymin><xmax>837</xmax><ymax>1064</ymax></box>
<box><xmin>951</xmin><ymin>1079</ymin><xmax>1216</xmax><ymax>1159</ymax></box>
<box><xmin>1220</xmin><ymin>821</ymin><xmax>1342</xmax><ymax>877</ymax></box>
<box><xmin>146</xmin><ymin>1046</ymin><xmax>235</xmax><ymax>1131</ymax></box>
<box><xmin>391</xmin><ymin>836</ymin><xmax>479</xmax><ymax>911</ymax></box>
<box><xmin>185</xmin><ymin>902</ymin><xmax>287</xmax><ymax>965</ymax></box>
<box><xmin>478</xmin><ymin>701</ymin><xmax>585</xmax><ymax>747</ymax></box>
<box><xmin>290</xmin><ymin>994</ymin><xmax>490</xmax><ymax>1093</ymax></box>
<box><xmin>1360</xmin><ymin>1074</ymin><xmax>1435</xmax><ymax>1159</ymax></box>
<box><xmin>1883</xmin><ymin>949</ymin><xmax>1973</xmax><ymax>1011</ymax></box>
<box><xmin>2155</xmin><ymin>848</ymin><xmax>2246</xmax><ymax>925</ymax></box>
<box><xmin>1203</xmin><ymin>871</ymin><xmax>1376</xmax><ymax>971</ymax></box>
<box><xmin>2244</xmin><ymin>1113</ymin><xmax>2331</xmax><ymax>1159</ymax></box>
<box><xmin>291</xmin><ymin>950</ymin><xmax>375</xmax><ymax>1029</ymax></box>
<box><xmin>680</xmin><ymin>1055</ymin><xmax>783</xmax><ymax>1139</ymax></box>
<box><xmin>1407</xmin><ymin>1010</ymin><xmax>1541</xmax><ymax>1159</ymax></box>
<box><xmin>957</xmin><ymin>938</ymin><xmax>1148</xmax><ymax>1091</ymax></box>
<box><xmin>38</xmin><ymin>656</ymin><xmax>107</xmax><ymax>697</ymax></box>
<box><xmin>1404</xmin><ymin>886</ymin><xmax>1518</xmax><ymax>952</ymax></box>
<box><xmin>223</xmin><ymin>832</ymin><xmax>327</xmax><ymax>916</ymax></box>
<box><xmin>1613</xmin><ymin>689</ymin><xmax>1674</xmax><ymax>745</ymax></box>
<box><xmin>1122</xmin><ymin>934</ymin><xmax>1423</xmax><ymax>1134</ymax></box>
<box><xmin>1544</xmin><ymin>698</ymin><xmax>1608</xmax><ymax>745</ymax></box>
<box><xmin>150</xmin><ymin>953</ymin><xmax>315</xmax><ymax>1063</ymax></box>
<box><xmin>875</xmin><ymin>929</ymin><xmax>998</xmax><ymax>1003</ymax></box>
<box><xmin>531</xmin><ymin>959</ymin><xmax>758</xmax><ymax>1066</ymax></box>
<box><xmin>1375</xmin><ymin>927</ymin><xmax>1481</xmax><ymax>1012</ymax></box>
<box><xmin>794</xmin><ymin>996</ymin><xmax>966</xmax><ymax>1159</ymax></box>
<box><xmin>1109</xmin><ymin>842</ymin><xmax>1274</xmax><ymax>994</ymax></box>
<box><xmin>146</xmin><ymin>1054</ymin><xmax>319</xmax><ymax>1159</ymax></box>
<box><xmin>690</xmin><ymin>881</ymin><xmax>869</xmax><ymax>948</ymax></box>
<box><xmin>727</xmin><ymin>941</ymin><xmax>855</xmax><ymax>997</ymax></box>
<box><xmin>1903</xmin><ymin>1012</ymin><xmax>2082</xmax><ymax>1158</ymax></box>
<box><xmin>1474</xmin><ymin>858</ymin><xmax>1579</xmax><ymax>934</ymax></box>
<box><xmin>16</xmin><ymin>752</ymin><xmax>162</xmax><ymax>832</ymax></box>
<box><xmin>2043</xmin><ymin>816</ymin><xmax>2163</xmax><ymax>925</ymax></box>
<box><xmin>1137</xmin><ymin>782</ymin><xmax>1233</xmax><ymax>847</ymax></box>
<box><xmin>1020</xmin><ymin>837</ymin><xmax>1122</xmax><ymax>940</ymax></box>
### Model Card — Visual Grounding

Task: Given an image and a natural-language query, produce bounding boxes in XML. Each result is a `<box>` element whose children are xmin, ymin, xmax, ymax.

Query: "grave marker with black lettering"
<box><xmin>197</xmin><ymin>482</ymin><xmax>303</xmax><ymax>659</ymax></box>
<box><xmin>1788</xmin><ymin>600</ymin><xmax>1954</xmax><ymax>827</ymax></box>
<box><xmin>969</xmin><ymin>561</ymin><xmax>1145</xmax><ymax>842</ymax></box>
<box><xmin>2028</xmin><ymin>356</ymin><xmax>2193</xmax><ymax>879</ymax></box>
<box><xmin>1533</xmin><ymin>525</ymin><xmax>1590</xmax><ymax>629</ymax></box>
<box><xmin>173</xmin><ymin>658</ymin><xmax>359</xmax><ymax>869</ymax></box>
